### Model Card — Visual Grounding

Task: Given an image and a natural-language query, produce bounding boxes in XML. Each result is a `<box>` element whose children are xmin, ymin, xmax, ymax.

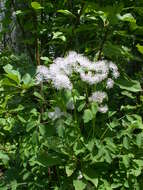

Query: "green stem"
<box><xmin>72</xmin><ymin>90</ymin><xmax>77</xmax><ymax>125</ymax></box>
<box><xmin>92</xmin><ymin>117</ymin><xmax>96</xmax><ymax>138</ymax></box>
<box><xmin>100</xmin><ymin>127</ymin><xmax>109</xmax><ymax>143</ymax></box>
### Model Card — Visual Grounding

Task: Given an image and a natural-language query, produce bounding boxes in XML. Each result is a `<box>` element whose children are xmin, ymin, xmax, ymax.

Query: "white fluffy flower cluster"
<box><xmin>89</xmin><ymin>91</ymin><xmax>107</xmax><ymax>104</ymax></box>
<box><xmin>36</xmin><ymin>51</ymin><xmax>119</xmax><ymax>90</ymax></box>
<box><xmin>89</xmin><ymin>91</ymin><xmax>108</xmax><ymax>113</ymax></box>
<box><xmin>36</xmin><ymin>51</ymin><xmax>120</xmax><ymax>114</ymax></box>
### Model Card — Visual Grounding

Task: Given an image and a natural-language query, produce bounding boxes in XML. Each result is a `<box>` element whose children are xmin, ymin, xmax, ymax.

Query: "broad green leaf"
<box><xmin>102</xmin><ymin>180</ymin><xmax>112</xmax><ymax>190</ymax></box>
<box><xmin>73</xmin><ymin>141</ymin><xmax>85</xmax><ymax>155</ymax></box>
<box><xmin>123</xmin><ymin>136</ymin><xmax>129</xmax><ymax>149</ymax></box>
<box><xmin>84</xmin><ymin>138</ymin><xmax>95</xmax><ymax>152</ymax></box>
<box><xmin>78</xmin><ymin>102</ymin><xmax>86</xmax><ymax>112</ymax></box>
<box><xmin>65</xmin><ymin>163</ymin><xmax>76</xmax><ymax>177</ymax></box>
<box><xmin>34</xmin><ymin>91</ymin><xmax>44</xmax><ymax>101</ymax></box>
<box><xmin>3</xmin><ymin>64</ymin><xmax>21</xmax><ymax>84</ymax></box>
<box><xmin>2</xmin><ymin>78</ymin><xmax>17</xmax><ymax>87</ymax></box>
<box><xmin>22</xmin><ymin>73</ymin><xmax>32</xmax><ymax>85</ymax></box>
<box><xmin>136</xmin><ymin>134</ymin><xmax>142</xmax><ymax>148</ymax></box>
<box><xmin>73</xmin><ymin>180</ymin><xmax>86</xmax><ymax>190</ymax></box>
<box><xmin>32</xmin><ymin>131</ymin><xmax>39</xmax><ymax>144</ymax></box>
<box><xmin>111</xmin><ymin>183</ymin><xmax>122</xmax><ymax>189</ymax></box>
<box><xmin>122</xmin><ymin>155</ymin><xmax>130</xmax><ymax>168</ymax></box>
<box><xmin>37</xmin><ymin>151</ymin><xmax>66</xmax><ymax>166</ymax></box>
<box><xmin>116</xmin><ymin>78</ymin><xmax>142</xmax><ymax>92</ymax></box>
<box><xmin>15</xmin><ymin>10</ymin><xmax>23</xmax><ymax>15</ymax></box>
<box><xmin>22</xmin><ymin>73</ymin><xmax>34</xmax><ymax>89</ymax></box>
<box><xmin>136</xmin><ymin>43</ymin><xmax>143</xmax><ymax>54</ymax></box>
<box><xmin>17</xmin><ymin>115</ymin><xmax>26</xmax><ymax>123</ymax></box>
<box><xmin>121</xmin><ymin>91</ymin><xmax>135</xmax><ymax>99</ymax></box>
<box><xmin>40</xmin><ymin>56</ymin><xmax>51</xmax><ymax>63</ymax></box>
<box><xmin>91</xmin><ymin>102</ymin><xmax>98</xmax><ymax>115</ymax></box>
<box><xmin>39</xmin><ymin>124</ymin><xmax>56</xmax><ymax>137</ymax></box>
<box><xmin>52</xmin><ymin>32</ymin><xmax>66</xmax><ymax>42</ymax></box>
<box><xmin>57</xmin><ymin>10</ymin><xmax>76</xmax><ymax>18</ymax></box>
<box><xmin>31</xmin><ymin>2</ymin><xmax>43</xmax><ymax>9</ymax></box>
<box><xmin>83</xmin><ymin>109</ymin><xmax>93</xmax><ymax>123</ymax></box>
<box><xmin>0</xmin><ymin>151</ymin><xmax>9</xmax><ymax>165</ymax></box>
<box><xmin>83</xmin><ymin>167</ymin><xmax>98</xmax><ymax>187</ymax></box>
<box><xmin>26</xmin><ymin>121</ymin><xmax>37</xmax><ymax>132</ymax></box>
<box><xmin>117</xmin><ymin>13</ymin><xmax>136</xmax><ymax>23</ymax></box>
<box><xmin>11</xmin><ymin>180</ymin><xmax>18</xmax><ymax>190</ymax></box>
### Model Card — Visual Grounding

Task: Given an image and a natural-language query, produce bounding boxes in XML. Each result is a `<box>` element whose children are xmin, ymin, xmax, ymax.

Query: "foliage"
<box><xmin>0</xmin><ymin>0</ymin><xmax>143</xmax><ymax>190</ymax></box>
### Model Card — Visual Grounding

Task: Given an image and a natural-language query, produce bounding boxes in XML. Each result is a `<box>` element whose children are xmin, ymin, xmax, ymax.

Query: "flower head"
<box><xmin>98</xmin><ymin>104</ymin><xmax>108</xmax><ymax>113</ymax></box>
<box><xmin>89</xmin><ymin>91</ymin><xmax>107</xmax><ymax>104</ymax></box>
<box><xmin>106</xmin><ymin>78</ymin><xmax>114</xmax><ymax>89</ymax></box>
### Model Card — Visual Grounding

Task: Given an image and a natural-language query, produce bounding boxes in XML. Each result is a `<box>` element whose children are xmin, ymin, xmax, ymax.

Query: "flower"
<box><xmin>98</xmin><ymin>104</ymin><xmax>108</xmax><ymax>113</ymax></box>
<box><xmin>113</xmin><ymin>70</ymin><xmax>120</xmax><ymax>79</ymax></box>
<box><xmin>106</xmin><ymin>78</ymin><xmax>114</xmax><ymax>89</ymax></box>
<box><xmin>89</xmin><ymin>91</ymin><xmax>107</xmax><ymax>104</ymax></box>
<box><xmin>52</xmin><ymin>74</ymin><xmax>73</xmax><ymax>90</ymax></box>
<box><xmin>36</xmin><ymin>65</ymin><xmax>50</xmax><ymax>83</ymax></box>
<box><xmin>36</xmin><ymin>52</ymin><xmax>120</xmax><ymax>93</ymax></box>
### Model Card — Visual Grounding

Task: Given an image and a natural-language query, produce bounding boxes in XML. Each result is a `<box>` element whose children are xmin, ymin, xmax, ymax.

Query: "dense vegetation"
<box><xmin>0</xmin><ymin>0</ymin><xmax>143</xmax><ymax>189</ymax></box>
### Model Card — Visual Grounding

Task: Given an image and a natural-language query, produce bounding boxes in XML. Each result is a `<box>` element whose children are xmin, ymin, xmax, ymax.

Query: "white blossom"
<box><xmin>35</xmin><ymin>52</ymin><xmax>120</xmax><ymax>94</ymax></box>
<box><xmin>52</xmin><ymin>74</ymin><xmax>72</xmax><ymax>90</ymax></box>
<box><xmin>98</xmin><ymin>104</ymin><xmax>108</xmax><ymax>113</ymax></box>
<box><xmin>109</xmin><ymin>62</ymin><xmax>118</xmax><ymax>72</ymax></box>
<box><xmin>77</xmin><ymin>171</ymin><xmax>83</xmax><ymax>180</ymax></box>
<box><xmin>113</xmin><ymin>70</ymin><xmax>120</xmax><ymax>79</ymax></box>
<box><xmin>36</xmin><ymin>65</ymin><xmax>50</xmax><ymax>83</ymax></box>
<box><xmin>106</xmin><ymin>78</ymin><xmax>114</xmax><ymax>89</ymax></box>
<box><xmin>89</xmin><ymin>91</ymin><xmax>107</xmax><ymax>104</ymax></box>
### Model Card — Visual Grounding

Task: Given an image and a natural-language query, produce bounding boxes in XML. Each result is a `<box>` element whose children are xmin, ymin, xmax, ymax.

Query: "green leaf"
<box><xmin>3</xmin><ymin>64</ymin><xmax>21</xmax><ymax>85</ymax></box>
<box><xmin>73</xmin><ymin>180</ymin><xmax>86</xmax><ymax>190</ymax></box>
<box><xmin>0</xmin><ymin>151</ymin><xmax>9</xmax><ymax>165</ymax></box>
<box><xmin>31</xmin><ymin>2</ymin><xmax>43</xmax><ymax>9</ymax></box>
<box><xmin>37</xmin><ymin>151</ymin><xmax>66</xmax><ymax>167</ymax></box>
<box><xmin>78</xmin><ymin>102</ymin><xmax>86</xmax><ymax>112</ymax></box>
<box><xmin>83</xmin><ymin>109</ymin><xmax>93</xmax><ymax>123</ymax></box>
<box><xmin>17</xmin><ymin>115</ymin><xmax>27</xmax><ymax>123</ymax></box>
<box><xmin>40</xmin><ymin>56</ymin><xmax>51</xmax><ymax>63</ymax></box>
<box><xmin>22</xmin><ymin>73</ymin><xmax>34</xmax><ymax>89</ymax></box>
<box><xmin>117</xmin><ymin>13</ymin><xmax>136</xmax><ymax>23</ymax></box>
<box><xmin>11</xmin><ymin>180</ymin><xmax>18</xmax><ymax>190</ymax></box>
<box><xmin>102</xmin><ymin>180</ymin><xmax>112</xmax><ymax>190</ymax></box>
<box><xmin>83</xmin><ymin>167</ymin><xmax>98</xmax><ymax>187</ymax></box>
<box><xmin>73</xmin><ymin>140</ymin><xmax>85</xmax><ymax>156</ymax></box>
<box><xmin>32</xmin><ymin>131</ymin><xmax>39</xmax><ymax>144</ymax></box>
<box><xmin>26</xmin><ymin>121</ymin><xmax>37</xmax><ymax>132</ymax></box>
<box><xmin>39</xmin><ymin>124</ymin><xmax>56</xmax><ymax>137</ymax></box>
<box><xmin>91</xmin><ymin>102</ymin><xmax>98</xmax><ymax>115</ymax></box>
<box><xmin>23</xmin><ymin>73</ymin><xmax>32</xmax><ymax>84</ymax></box>
<box><xmin>123</xmin><ymin>136</ymin><xmax>130</xmax><ymax>149</ymax></box>
<box><xmin>34</xmin><ymin>91</ymin><xmax>44</xmax><ymax>101</ymax></box>
<box><xmin>15</xmin><ymin>10</ymin><xmax>23</xmax><ymax>15</ymax></box>
<box><xmin>52</xmin><ymin>32</ymin><xmax>66</xmax><ymax>42</ymax></box>
<box><xmin>116</xmin><ymin>77</ymin><xmax>142</xmax><ymax>92</ymax></box>
<box><xmin>122</xmin><ymin>155</ymin><xmax>130</xmax><ymax>168</ymax></box>
<box><xmin>121</xmin><ymin>91</ymin><xmax>135</xmax><ymax>99</ymax></box>
<box><xmin>136</xmin><ymin>43</ymin><xmax>143</xmax><ymax>54</ymax></box>
<box><xmin>136</xmin><ymin>134</ymin><xmax>142</xmax><ymax>148</ymax></box>
<box><xmin>57</xmin><ymin>10</ymin><xmax>76</xmax><ymax>18</ymax></box>
<box><xmin>65</xmin><ymin>163</ymin><xmax>76</xmax><ymax>177</ymax></box>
